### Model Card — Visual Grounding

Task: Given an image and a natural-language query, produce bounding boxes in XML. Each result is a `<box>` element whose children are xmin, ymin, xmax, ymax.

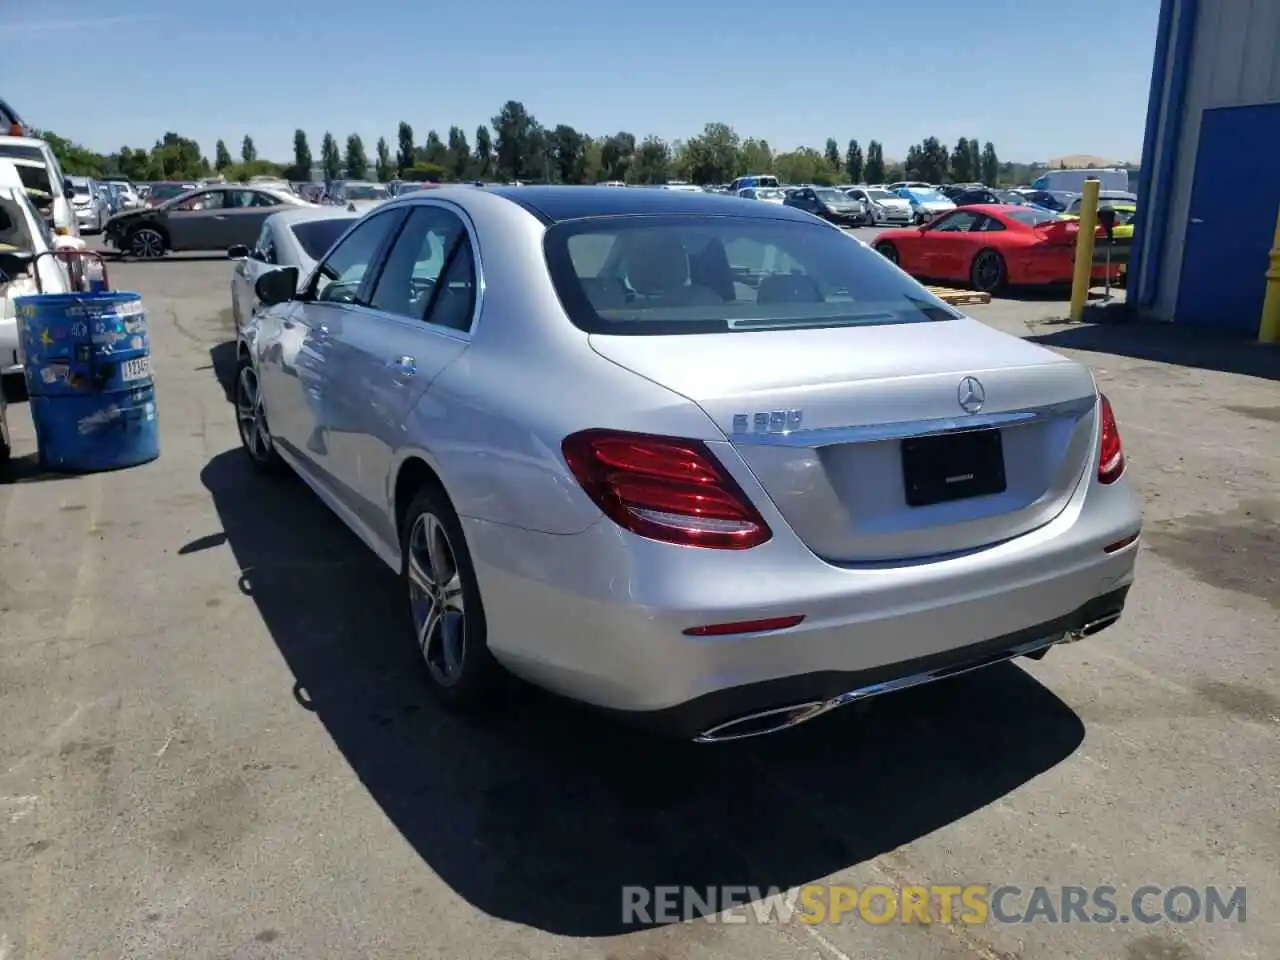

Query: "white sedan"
<box><xmin>228</xmin><ymin>207</ymin><xmax>361</xmax><ymax>335</ymax></box>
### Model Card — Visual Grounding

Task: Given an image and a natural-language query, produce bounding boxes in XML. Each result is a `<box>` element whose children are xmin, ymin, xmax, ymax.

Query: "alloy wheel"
<box><xmin>972</xmin><ymin>250</ymin><xmax>1005</xmax><ymax>293</ymax></box>
<box><xmin>131</xmin><ymin>228</ymin><xmax>164</xmax><ymax>258</ymax></box>
<box><xmin>876</xmin><ymin>243</ymin><xmax>899</xmax><ymax>265</ymax></box>
<box><xmin>407</xmin><ymin>512</ymin><xmax>467</xmax><ymax>687</ymax></box>
<box><xmin>235</xmin><ymin>365</ymin><xmax>273</xmax><ymax>461</ymax></box>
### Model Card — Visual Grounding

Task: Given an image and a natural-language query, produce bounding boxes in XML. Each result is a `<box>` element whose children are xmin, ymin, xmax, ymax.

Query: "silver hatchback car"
<box><xmin>234</xmin><ymin>187</ymin><xmax>1141</xmax><ymax>742</ymax></box>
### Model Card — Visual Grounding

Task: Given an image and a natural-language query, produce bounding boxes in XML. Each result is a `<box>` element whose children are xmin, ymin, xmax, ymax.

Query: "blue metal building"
<box><xmin>1129</xmin><ymin>0</ymin><xmax>1280</xmax><ymax>335</ymax></box>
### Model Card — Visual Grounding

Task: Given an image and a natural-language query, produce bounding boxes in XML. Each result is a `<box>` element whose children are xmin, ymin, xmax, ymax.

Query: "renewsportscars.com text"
<box><xmin>622</xmin><ymin>884</ymin><xmax>1247</xmax><ymax>926</ymax></box>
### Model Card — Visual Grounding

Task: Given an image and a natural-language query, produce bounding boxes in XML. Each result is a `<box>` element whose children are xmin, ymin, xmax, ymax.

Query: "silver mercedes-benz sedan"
<box><xmin>233</xmin><ymin>186</ymin><xmax>1141</xmax><ymax>742</ymax></box>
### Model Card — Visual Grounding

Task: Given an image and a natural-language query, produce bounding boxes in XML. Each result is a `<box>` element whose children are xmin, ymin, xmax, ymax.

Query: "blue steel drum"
<box><xmin>14</xmin><ymin>291</ymin><xmax>159</xmax><ymax>472</ymax></box>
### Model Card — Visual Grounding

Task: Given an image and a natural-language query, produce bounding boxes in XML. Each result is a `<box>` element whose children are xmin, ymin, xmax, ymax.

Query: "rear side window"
<box><xmin>0</xmin><ymin>194</ymin><xmax>35</xmax><ymax>251</ymax></box>
<box><xmin>545</xmin><ymin>215</ymin><xmax>958</xmax><ymax>336</ymax></box>
<box><xmin>13</xmin><ymin>164</ymin><xmax>53</xmax><ymax>198</ymax></box>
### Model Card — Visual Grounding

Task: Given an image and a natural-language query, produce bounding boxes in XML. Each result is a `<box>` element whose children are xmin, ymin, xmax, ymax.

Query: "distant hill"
<box><xmin>1046</xmin><ymin>154</ymin><xmax>1139</xmax><ymax>169</ymax></box>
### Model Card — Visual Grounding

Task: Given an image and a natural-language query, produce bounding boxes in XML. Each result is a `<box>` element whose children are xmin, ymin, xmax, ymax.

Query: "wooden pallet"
<box><xmin>925</xmin><ymin>286</ymin><xmax>992</xmax><ymax>306</ymax></box>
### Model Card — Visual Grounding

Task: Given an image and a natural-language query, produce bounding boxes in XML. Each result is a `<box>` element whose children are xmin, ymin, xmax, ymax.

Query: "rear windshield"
<box><xmin>0</xmin><ymin>143</ymin><xmax>45</xmax><ymax>164</ymax></box>
<box><xmin>290</xmin><ymin>218</ymin><xmax>355</xmax><ymax>261</ymax></box>
<box><xmin>150</xmin><ymin>184</ymin><xmax>189</xmax><ymax>202</ymax></box>
<box><xmin>1003</xmin><ymin>208</ymin><xmax>1062</xmax><ymax>227</ymax></box>
<box><xmin>342</xmin><ymin>183</ymin><xmax>388</xmax><ymax>200</ymax></box>
<box><xmin>544</xmin><ymin>215</ymin><xmax>958</xmax><ymax>336</ymax></box>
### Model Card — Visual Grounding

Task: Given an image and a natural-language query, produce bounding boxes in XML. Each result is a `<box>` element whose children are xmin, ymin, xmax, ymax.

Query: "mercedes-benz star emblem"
<box><xmin>957</xmin><ymin>376</ymin><xmax>985</xmax><ymax>414</ymax></box>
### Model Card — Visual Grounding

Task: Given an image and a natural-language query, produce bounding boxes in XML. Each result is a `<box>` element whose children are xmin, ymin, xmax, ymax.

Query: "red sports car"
<box><xmin>871</xmin><ymin>204</ymin><xmax>1123</xmax><ymax>294</ymax></box>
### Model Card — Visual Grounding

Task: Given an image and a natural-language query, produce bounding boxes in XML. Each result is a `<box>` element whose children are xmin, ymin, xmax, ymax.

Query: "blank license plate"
<box><xmin>901</xmin><ymin>429</ymin><xmax>1007</xmax><ymax>507</ymax></box>
<box><xmin>121</xmin><ymin>357</ymin><xmax>151</xmax><ymax>382</ymax></box>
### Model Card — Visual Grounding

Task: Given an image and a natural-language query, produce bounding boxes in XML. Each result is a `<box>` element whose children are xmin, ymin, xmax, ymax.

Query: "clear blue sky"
<box><xmin>4</xmin><ymin>0</ymin><xmax>1160</xmax><ymax>164</ymax></box>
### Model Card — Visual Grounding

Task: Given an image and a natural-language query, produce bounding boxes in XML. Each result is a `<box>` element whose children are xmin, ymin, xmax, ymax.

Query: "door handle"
<box><xmin>282</xmin><ymin>318</ymin><xmax>296</xmax><ymax>329</ymax></box>
<box><xmin>387</xmin><ymin>355</ymin><xmax>417</xmax><ymax>378</ymax></box>
<box><xmin>1189</xmin><ymin>217</ymin><xmax>1204</xmax><ymax>224</ymax></box>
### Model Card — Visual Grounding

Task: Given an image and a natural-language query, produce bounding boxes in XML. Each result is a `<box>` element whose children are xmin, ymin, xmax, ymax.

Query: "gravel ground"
<box><xmin>0</xmin><ymin>249</ymin><xmax>1276</xmax><ymax>960</ymax></box>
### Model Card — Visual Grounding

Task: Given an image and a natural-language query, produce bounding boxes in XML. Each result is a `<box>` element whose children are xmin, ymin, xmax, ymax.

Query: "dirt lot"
<box><xmin>0</xmin><ymin>254</ymin><xmax>1276</xmax><ymax>960</ymax></box>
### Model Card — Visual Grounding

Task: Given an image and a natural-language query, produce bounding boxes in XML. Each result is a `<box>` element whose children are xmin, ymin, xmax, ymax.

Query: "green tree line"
<box><xmin>35</xmin><ymin>100</ymin><xmax>1052</xmax><ymax>188</ymax></box>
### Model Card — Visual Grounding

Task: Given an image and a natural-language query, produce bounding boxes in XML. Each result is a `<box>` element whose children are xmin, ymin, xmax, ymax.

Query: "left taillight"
<box><xmin>561</xmin><ymin>429</ymin><xmax>772</xmax><ymax>550</ymax></box>
<box><xmin>1098</xmin><ymin>394</ymin><xmax>1125</xmax><ymax>484</ymax></box>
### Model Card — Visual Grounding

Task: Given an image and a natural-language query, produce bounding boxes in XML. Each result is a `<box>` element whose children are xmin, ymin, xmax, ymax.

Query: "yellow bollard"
<box><xmin>1068</xmin><ymin>178</ymin><xmax>1101</xmax><ymax>322</ymax></box>
<box><xmin>1258</xmin><ymin>204</ymin><xmax>1280</xmax><ymax>344</ymax></box>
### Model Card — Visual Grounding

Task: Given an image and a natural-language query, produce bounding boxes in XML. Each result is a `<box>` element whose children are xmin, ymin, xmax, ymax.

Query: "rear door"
<box><xmin>222</xmin><ymin>189</ymin><xmax>285</xmax><ymax>249</ymax></box>
<box><xmin>324</xmin><ymin>203</ymin><xmax>474</xmax><ymax>548</ymax></box>
<box><xmin>165</xmin><ymin>189</ymin><xmax>230</xmax><ymax>250</ymax></box>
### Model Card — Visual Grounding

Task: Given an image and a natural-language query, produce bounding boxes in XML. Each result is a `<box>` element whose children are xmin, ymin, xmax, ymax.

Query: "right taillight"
<box><xmin>1098</xmin><ymin>394</ymin><xmax>1125</xmax><ymax>484</ymax></box>
<box><xmin>561</xmin><ymin>429</ymin><xmax>772</xmax><ymax>550</ymax></box>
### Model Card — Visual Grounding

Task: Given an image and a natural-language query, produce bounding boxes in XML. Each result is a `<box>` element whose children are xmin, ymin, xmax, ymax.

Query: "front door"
<box><xmin>325</xmin><ymin>204</ymin><xmax>475</xmax><ymax>549</ymax></box>
<box><xmin>915</xmin><ymin>210</ymin><xmax>980</xmax><ymax>279</ymax></box>
<box><xmin>258</xmin><ymin>207</ymin><xmax>405</xmax><ymax>486</ymax></box>
<box><xmin>233</xmin><ymin>221</ymin><xmax>276</xmax><ymax>331</ymax></box>
<box><xmin>1176</xmin><ymin>103</ymin><xmax>1280</xmax><ymax>334</ymax></box>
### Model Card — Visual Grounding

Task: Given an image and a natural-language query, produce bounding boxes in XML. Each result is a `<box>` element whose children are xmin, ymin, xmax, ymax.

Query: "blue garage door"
<box><xmin>1176</xmin><ymin>103</ymin><xmax>1280</xmax><ymax>333</ymax></box>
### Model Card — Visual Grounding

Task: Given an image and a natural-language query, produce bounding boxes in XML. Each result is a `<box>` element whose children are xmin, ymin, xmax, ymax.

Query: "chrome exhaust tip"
<box><xmin>694</xmin><ymin>701</ymin><xmax>828</xmax><ymax>743</ymax></box>
<box><xmin>691</xmin><ymin>629</ymin><xmax>1076</xmax><ymax>743</ymax></box>
<box><xmin>1069</xmin><ymin>612</ymin><xmax>1122</xmax><ymax>641</ymax></box>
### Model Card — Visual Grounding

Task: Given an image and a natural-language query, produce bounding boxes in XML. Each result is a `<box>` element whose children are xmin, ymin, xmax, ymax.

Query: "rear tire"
<box><xmin>875</xmin><ymin>241</ymin><xmax>900</xmax><ymax>266</ymax></box>
<box><xmin>970</xmin><ymin>248</ymin><xmax>1007</xmax><ymax>294</ymax></box>
<box><xmin>400</xmin><ymin>484</ymin><xmax>504</xmax><ymax>711</ymax></box>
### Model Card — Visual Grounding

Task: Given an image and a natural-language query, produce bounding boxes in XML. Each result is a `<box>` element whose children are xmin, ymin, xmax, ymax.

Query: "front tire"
<box><xmin>401</xmin><ymin>484</ymin><xmax>503</xmax><ymax>711</ymax></box>
<box><xmin>128</xmin><ymin>225</ymin><xmax>166</xmax><ymax>259</ymax></box>
<box><xmin>234</xmin><ymin>355</ymin><xmax>287</xmax><ymax>474</ymax></box>
<box><xmin>875</xmin><ymin>241</ymin><xmax>900</xmax><ymax>266</ymax></box>
<box><xmin>970</xmin><ymin>248</ymin><xmax>1008</xmax><ymax>294</ymax></box>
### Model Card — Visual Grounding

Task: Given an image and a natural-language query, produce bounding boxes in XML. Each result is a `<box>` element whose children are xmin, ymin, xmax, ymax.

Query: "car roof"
<box><xmin>267</xmin><ymin>207</ymin><xmax>359</xmax><ymax>226</ymax></box>
<box><xmin>485</xmin><ymin>185</ymin><xmax>817</xmax><ymax>224</ymax></box>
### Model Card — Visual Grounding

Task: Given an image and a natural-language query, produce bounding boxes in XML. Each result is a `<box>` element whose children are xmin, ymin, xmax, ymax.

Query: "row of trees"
<box><xmin>39</xmin><ymin>100</ymin><xmax>1031</xmax><ymax>188</ymax></box>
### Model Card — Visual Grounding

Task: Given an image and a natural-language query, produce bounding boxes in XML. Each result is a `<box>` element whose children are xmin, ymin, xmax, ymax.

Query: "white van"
<box><xmin>0</xmin><ymin>160</ymin><xmax>75</xmax><ymax>381</ymax></box>
<box><xmin>0</xmin><ymin>135</ymin><xmax>79</xmax><ymax>238</ymax></box>
<box><xmin>1031</xmin><ymin>168</ymin><xmax>1129</xmax><ymax>194</ymax></box>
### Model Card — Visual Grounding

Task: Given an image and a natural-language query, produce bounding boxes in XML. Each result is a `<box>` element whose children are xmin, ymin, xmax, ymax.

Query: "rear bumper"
<box><xmin>611</xmin><ymin>585</ymin><xmax>1130</xmax><ymax>740</ymax></box>
<box><xmin>1015</xmin><ymin>254</ymin><xmax>1126</xmax><ymax>286</ymax></box>
<box><xmin>464</xmin><ymin>461</ymin><xmax>1142</xmax><ymax>735</ymax></box>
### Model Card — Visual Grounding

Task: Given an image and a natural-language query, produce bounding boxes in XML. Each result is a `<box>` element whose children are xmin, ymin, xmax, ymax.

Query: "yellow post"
<box><xmin>1068</xmin><ymin>178</ymin><xmax>1101</xmax><ymax>322</ymax></box>
<box><xmin>1258</xmin><ymin>204</ymin><xmax>1280</xmax><ymax>343</ymax></box>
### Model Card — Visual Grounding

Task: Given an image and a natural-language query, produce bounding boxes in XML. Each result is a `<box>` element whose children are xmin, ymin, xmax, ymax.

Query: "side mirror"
<box><xmin>226</xmin><ymin>244</ymin><xmax>250</xmax><ymax>261</ymax></box>
<box><xmin>0</xmin><ymin>250</ymin><xmax>33</xmax><ymax>280</ymax></box>
<box><xmin>63</xmin><ymin>178</ymin><xmax>75</xmax><ymax>199</ymax></box>
<box><xmin>255</xmin><ymin>266</ymin><xmax>300</xmax><ymax>306</ymax></box>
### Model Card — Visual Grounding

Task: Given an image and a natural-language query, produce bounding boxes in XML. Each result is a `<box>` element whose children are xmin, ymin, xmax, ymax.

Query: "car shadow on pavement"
<box><xmin>210</xmin><ymin>341</ymin><xmax>238</xmax><ymax>403</ymax></box>
<box><xmin>1028</xmin><ymin>316</ymin><xmax>1280</xmax><ymax>381</ymax></box>
<box><xmin>197</xmin><ymin>446</ymin><xmax>1086</xmax><ymax>938</ymax></box>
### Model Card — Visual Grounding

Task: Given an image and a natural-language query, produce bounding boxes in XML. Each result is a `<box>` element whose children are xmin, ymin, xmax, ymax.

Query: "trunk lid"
<box><xmin>589</xmin><ymin>317</ymin><xmax>1099</xmax><ymax>563</ymax></box>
